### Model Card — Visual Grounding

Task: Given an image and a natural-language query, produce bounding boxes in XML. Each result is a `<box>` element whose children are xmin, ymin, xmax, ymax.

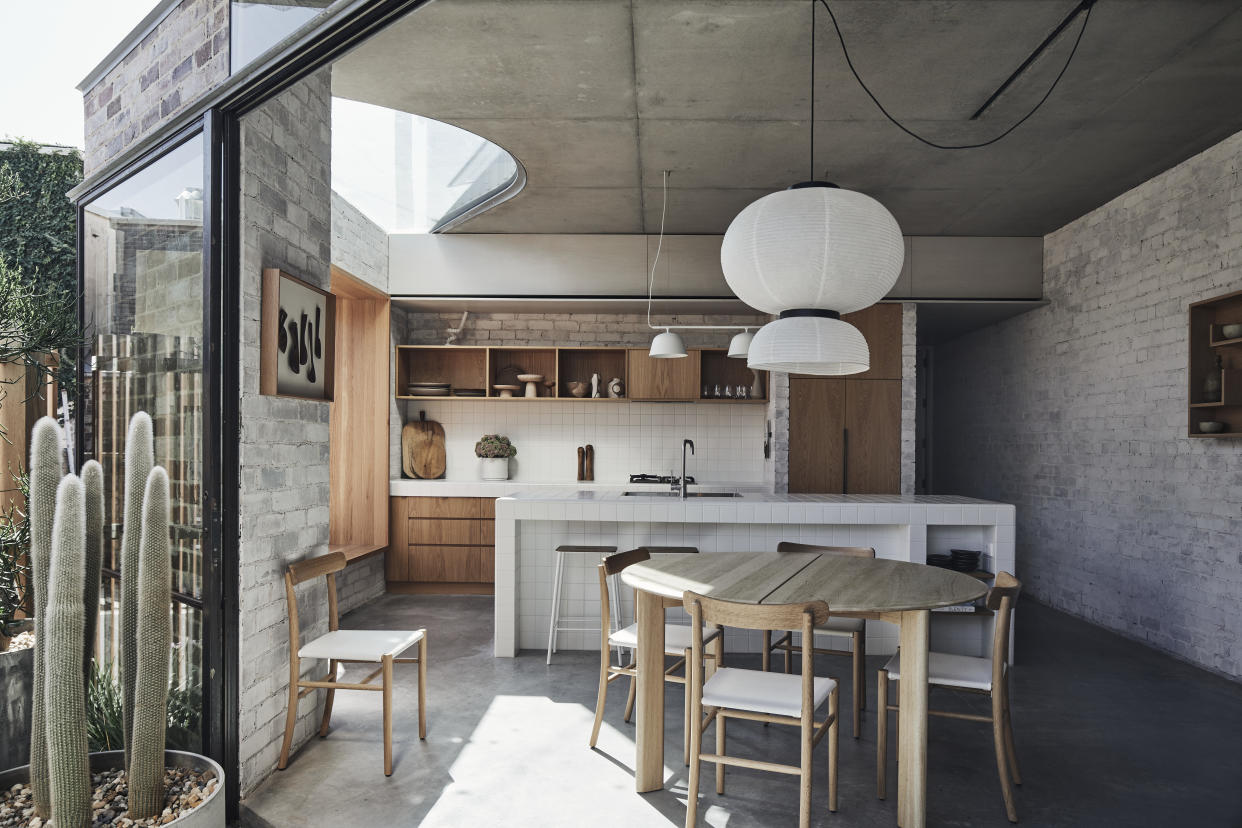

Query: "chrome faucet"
<box><xmin>681</xmin><ymin>439</ymin><xmax>695</xmax><ymax>499</ymax></box>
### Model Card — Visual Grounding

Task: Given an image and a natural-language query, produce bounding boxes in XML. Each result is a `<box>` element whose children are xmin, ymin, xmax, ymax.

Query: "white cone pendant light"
<box><xmin>649</xmin><ymin>328</ymin><xmax>687</xmax><ymax>358</ymax></box>
<box><xmin>720</xmin><ymin>183</ymin><xmax>904</xmax><ymax>375</ymax></box>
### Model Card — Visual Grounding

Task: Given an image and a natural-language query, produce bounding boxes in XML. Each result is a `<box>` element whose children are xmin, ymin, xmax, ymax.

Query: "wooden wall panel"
<box><xmin>788</xmin><ymin>378</ymin><xmax>846</xmax><ymax>494</ymax></box>
<box><xmin>845</xmin><ymin>380</ymin><xmax>902</xmax><ymax>494</ymax></box>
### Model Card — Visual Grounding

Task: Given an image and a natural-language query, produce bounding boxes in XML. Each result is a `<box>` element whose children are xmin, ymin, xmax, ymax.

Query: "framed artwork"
<box><xmin>260</xmin><ymin>268</ymin><xmax>336</xmax><ymax>400</ymax></box>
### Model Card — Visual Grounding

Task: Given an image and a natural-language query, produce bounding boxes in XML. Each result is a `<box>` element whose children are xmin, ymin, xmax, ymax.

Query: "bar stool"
<box><xmin>547</xmin><ymin>545</ymin><xmax>618</xmax><ymax>664</ymax></box>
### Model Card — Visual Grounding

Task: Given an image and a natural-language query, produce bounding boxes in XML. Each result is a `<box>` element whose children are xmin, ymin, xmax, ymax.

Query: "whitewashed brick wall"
<box><xmin>237</xmin><ymin>68</ymin><xmax>334</xmax><ymax>793</ymax></box>
<box><xmin>933</xmin><ymin>128</ymin><xmax>1242</xmax><ymax>679</ymax></box>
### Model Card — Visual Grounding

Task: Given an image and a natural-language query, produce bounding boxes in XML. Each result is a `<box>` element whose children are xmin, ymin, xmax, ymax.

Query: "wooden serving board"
<box><xmin>403</xmin><ymin>418</ymin><xmax>446</xmax><ymax>479</ymax></box>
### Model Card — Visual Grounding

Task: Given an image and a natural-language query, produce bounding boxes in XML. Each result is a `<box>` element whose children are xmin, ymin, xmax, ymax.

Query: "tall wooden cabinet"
<box><xmin>788</xmin><ymin>304</ymin><xmax>903</xmax><ymax>495</ymax></box>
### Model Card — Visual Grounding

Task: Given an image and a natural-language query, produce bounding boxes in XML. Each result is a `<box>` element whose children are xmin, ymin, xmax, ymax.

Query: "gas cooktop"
<box><xmin>629</xmin><ymin>473</ymin><xmax>695</xmax><ymax>485</ymax></box>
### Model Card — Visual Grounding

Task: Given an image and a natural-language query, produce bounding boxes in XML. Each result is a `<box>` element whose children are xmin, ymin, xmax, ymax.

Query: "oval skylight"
<box><xmin>331</xmin><ymin>97</ymin><xmax>521</xmax><ymax>233</ymax></box>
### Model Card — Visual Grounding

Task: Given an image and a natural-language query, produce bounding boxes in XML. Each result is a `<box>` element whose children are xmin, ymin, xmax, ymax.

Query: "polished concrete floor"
<box><xmin>241</xmin><ymin>594</ymin><xmax>1242</xmax><ymax>827</ymax></box>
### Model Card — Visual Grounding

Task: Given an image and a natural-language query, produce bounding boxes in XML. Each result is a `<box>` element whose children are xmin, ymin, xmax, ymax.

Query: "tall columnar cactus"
<box><xmin>128</xmin><ymin>467</ymin><xmax>171</xmax><ymax>820</ymax></box>
<box><xmin>119</xmin><ymin>411</ymin><xmax>153</xmax><ymax>768</ymax></box>
<box><xmin>44</xmin><ymin>474</ymin><xmax>91</xmax><ymax>828</ymax></box>
<box><xmin>82</xmin><ymin>460</ymin><xmax>104</xmax><ymax>690</ymax></box>
<box><xmin>28</xmin><ymin>415</ymin><xmax>64</xmax><ymax>818</ymax></box>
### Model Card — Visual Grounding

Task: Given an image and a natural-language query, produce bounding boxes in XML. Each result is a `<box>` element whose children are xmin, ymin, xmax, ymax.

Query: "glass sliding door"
<box><xmin>81</xmin><ymin>135</ymin><xmax>206</xmax><ymax>752</ymax></box>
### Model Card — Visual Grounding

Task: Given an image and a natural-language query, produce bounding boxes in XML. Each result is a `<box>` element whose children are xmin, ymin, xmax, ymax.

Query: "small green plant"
<box><xmin>0</xmin><ymin>470</ymin><xmax>29</xmax><ymax>647</ymax></box>
<box><xmin>87</xmin><ymin>662</ymin><xmax>202</xmax><ymax>754</ymax></box>
<box><xmin>474</xmin><ymin>434</ymin><xmax>517</xmax><ymax>459</ymax></box>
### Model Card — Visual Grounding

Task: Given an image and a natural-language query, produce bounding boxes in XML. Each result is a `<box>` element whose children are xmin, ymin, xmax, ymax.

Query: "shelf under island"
<box><xmin>493</xmin><ymin>491</ymin><xmax>1016</xmax><ymax>659</ymax></box>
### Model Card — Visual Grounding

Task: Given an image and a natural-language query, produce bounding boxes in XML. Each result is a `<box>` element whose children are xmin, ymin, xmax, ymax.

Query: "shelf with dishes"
<box><xmin>1188</xmin><ymin>291</ymin><xmax>1242</xmax><ymax>436</ymax></box>
<box><xmin>394</xmin><ymin>345</ymin><xmax>768</xmax><ymax>403</ymax></box>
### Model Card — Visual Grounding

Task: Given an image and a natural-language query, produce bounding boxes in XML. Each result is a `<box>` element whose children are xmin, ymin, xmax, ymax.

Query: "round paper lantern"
<box><xmin>720</xmin><ymin>185</ymin><xmax>904</xmax><ymax>316</ymax></box>
<box><xmin>746</xmin><ymin>315</ymin><xmax>870</xmax><ymax>376</ymax></box>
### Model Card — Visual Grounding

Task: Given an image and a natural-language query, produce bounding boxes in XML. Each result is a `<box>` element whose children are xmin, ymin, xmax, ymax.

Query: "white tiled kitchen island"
<box><xmin>493</xmin><ymin>491</ymin><xmax>1016</xmax><ymax>659</ymax></box>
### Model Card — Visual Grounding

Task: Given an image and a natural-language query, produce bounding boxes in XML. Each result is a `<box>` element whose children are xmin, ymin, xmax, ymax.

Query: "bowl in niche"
<box><xmin>1199</xmin><ymin>420</ymin><xmax>1227</xmax><ymax>434</ymax></box>
<box><xmin>567</xmin><ymin>381</ymin><xmax>589</xmax><ymax>398</ymax></box>
<box><xmin>1222</xmin><ymin>324</ymin><xmax>1242</xmax><ymax>339</ymax></box>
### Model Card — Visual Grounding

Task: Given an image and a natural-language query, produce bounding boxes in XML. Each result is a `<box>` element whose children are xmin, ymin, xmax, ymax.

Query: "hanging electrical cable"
<box><xmin>818</xmin><ymin>0</ymin><xmax>1095</xmax><ymax>151</ymax></box>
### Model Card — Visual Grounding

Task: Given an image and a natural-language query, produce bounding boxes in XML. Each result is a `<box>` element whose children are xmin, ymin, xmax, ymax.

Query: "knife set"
<box><xmin>576</xmin><ymin>445</ymin><xmax>595</xmax><ymax>481</ymax></box>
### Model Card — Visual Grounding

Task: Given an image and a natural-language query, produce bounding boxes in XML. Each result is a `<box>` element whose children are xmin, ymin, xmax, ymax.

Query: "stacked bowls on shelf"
<box><xmin>407</xmin><ymin>381</ymin><xmax>450</xmax><ymax>397</ymax></box>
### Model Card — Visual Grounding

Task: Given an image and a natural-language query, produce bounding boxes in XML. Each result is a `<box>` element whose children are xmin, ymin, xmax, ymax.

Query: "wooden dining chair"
<box><xmin>877</xmin><ymin>571</ymin><xmax>1022</xmax><ymax>822</ymax></box>
<box><xmin>277</xmin><ymin>551</ymin><xmax>428</xmax><ymax>777</ymax></box>
<box><xmin>683</xmin><ymin>591</ymin><xmax>839</xmax><ymax>828</ymax></box>
<box><xmin>589</xmin><ymin>548</ymin><xmax>721</xmax><ymax>765</ymax></box>
<box><xmin>763</xmin><ymin>541</ymin><xmax>874</xmax><ymax>738</ymax></box>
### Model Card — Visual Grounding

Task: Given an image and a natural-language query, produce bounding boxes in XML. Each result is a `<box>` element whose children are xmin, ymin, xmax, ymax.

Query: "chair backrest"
<box><xmin>284</xmin><ymin>551</ymin><xmax>348</xmax><ymax>659</ymax></box>
<box><xmin>595</xmin><ymin>547</ymin><xmax>653</xmax><ymax>649</ymax></box>
<box><xmin>683</xmin><ymin>591</ymin><xmax>831</xmax><ymax>723</ymax></box>
<box><xmin>777</xmin><ymin>541</ymin><xmax>875</xmax><ymax>559</ymax></box>
<box><xmin>986</xmin><ymin>571</ymin><xmax>1021</xmax><ymax>684</ymax></box>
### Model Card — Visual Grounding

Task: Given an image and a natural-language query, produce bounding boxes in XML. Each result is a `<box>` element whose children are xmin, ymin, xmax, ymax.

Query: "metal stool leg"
<box><xmin>546</xmin><ymin>548</ymin><xmax>565</xmax><ymax>664</ymax></box>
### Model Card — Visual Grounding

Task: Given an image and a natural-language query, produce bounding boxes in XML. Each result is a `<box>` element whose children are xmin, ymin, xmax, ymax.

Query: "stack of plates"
<box><xmin>949</xmin><ymin>549</ymin><xmax>981</xmax><ymax>572</ymax></box>
<box><xmin>407</xmin><ymin>382</ymin><xmax>450</xmax><ymax>397</ymax></box>
<box><xmin>927</xmin><ymin>554</ymin><xmax>953</xmax><ymax>569</ymax></box>
<box><xmin>453</xmin><ymin>388</ymin><xmax>485</xmax><ymax>397</ymax></box>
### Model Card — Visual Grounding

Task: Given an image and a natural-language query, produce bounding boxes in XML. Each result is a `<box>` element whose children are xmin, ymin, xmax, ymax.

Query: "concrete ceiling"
<box><xmin>331</xmin><ymin>0</ymin><xmax>1242</xmax><ymax>236</ymax></box>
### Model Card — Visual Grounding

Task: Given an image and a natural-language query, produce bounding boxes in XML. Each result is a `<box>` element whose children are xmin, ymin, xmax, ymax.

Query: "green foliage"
<box><xmin>87</xmin><ymin>663</ymin><xmax>202</xmax><ymax>754</ymax></box>
<box><xmin>0</xmin><ymin>471</ymin><xmax>30</xmax><ymax>637</ymax></box>
<box><xmin>474</xmin><ymin>434</ymin><xmax>517</xmax><ymax>458</ymax></box>
<box><xmin>0</xmin><ymin>254</ymin><xmax>82</xmax><ymax>403</ymax></box>
<box><xmin>0</xmin><ymin>141</ymin><xmax>81</xmax><ymax>297</ymax></box>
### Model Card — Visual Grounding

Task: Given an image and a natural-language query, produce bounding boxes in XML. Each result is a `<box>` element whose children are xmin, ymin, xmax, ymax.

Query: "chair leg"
<box><xmin>318</xmin><ymin>659</ymin><xmax>337</xmax><ymax>738</ymax></box>
<box><xmin>277</xmin><ymin>657</ymin><xmax>300</xmax><ymax>771</ymax></box>
<box><xmin>828</xmin><ymin>684</ymin><xmax>839</xmax><ymax>813</ymax></box>
<box><xmin>992</xmin><ymin>688</ymin><xmax>1018</xmax><ymax>823</ymax></box>
<box><xmin>591</xmin><ymin>655</ymin><xmax>610</xmax><ymax>749</ymax></box>
<box><xmin>762</xmin><ymin>629</ymin><xmax>771</xmax><ymax>672</ymax></box>
<box><xmin>784</xmin><ymin>632</ymin><xmax>793</xmax><ymax>674</ymax></box>
<box><xmin>799</xmin><ymin>714</ymin><xmax>812</xmax><ymax>828</ymax></box>
<box><xmin>852</xmin><ymin>631</ymin><xmax>864</xmax><ymax>739</ymax></box>
<box><xmin>684</xmin><ymin>648</ymin><xmax>692</xmax><ymax>766</ymax></box>
<box><xmin>686</xmin><ymin>695</ymin><xmax>703</xmax><ymax>828</ymax></box>
<box><xmin>716</xmin><ymin>712</ymin><xmax>726</xmax><ymax>794</ymax></box>
<box><xmin>876</xmin><ymin>668</ymin><xmax>888</xmax><ymax>800</ymax></box>
<box><xmin>1002</xmin><ymin>675</ymin><xmax>1021</xmax><ymax>785</ymax></box>
<box><xmin>382</xmin><ymin>655</ymin><xmax>394</xmax><ymax>776</ymax></box>
<box><xmin>624</xmin><ymin>674</ymin><xmax>637</xmax><ymax>723</ymax></box>
<box><xmin>417</xmin><ymin>636</ymin><xmax>428</xmax><ymax>740</ymax></box>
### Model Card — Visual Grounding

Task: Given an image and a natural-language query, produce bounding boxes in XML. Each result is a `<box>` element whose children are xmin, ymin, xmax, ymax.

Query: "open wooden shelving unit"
<box><xmin>394</xmin><ymin>345</ymin><xmax>768</xmax><ymax>404</ymax></box>
<box><xmin>1188</xmin><ymin>290</ymin><xmax>1242</xmax><ymax>437</ymax></box>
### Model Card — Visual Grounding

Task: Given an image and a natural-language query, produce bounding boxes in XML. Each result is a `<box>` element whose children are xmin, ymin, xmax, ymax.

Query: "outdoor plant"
<box><xmin>0</xmin><ymin>471</ymin><xmax>29</xmax><ymax>650</ymax></box>
<box><xmin>87</xmin><ymin>663</ymin><xmax>202</xmax><ymax>754</ymax></box>
<box><xmin>474</xmin><ymin>434</ymin><xmax>517</xmax><ymax>458</ymax></box>
<box><xmin>26</xmin><ymin>412</ymin><xmax>176</xmax><ymax>825</ymax></box>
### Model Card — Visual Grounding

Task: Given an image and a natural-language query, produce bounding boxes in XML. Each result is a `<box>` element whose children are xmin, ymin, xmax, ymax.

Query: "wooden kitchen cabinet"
<box><xmin>844</xmin><ymin>304</ymin><xmax>903</xmax><ymax>380</ymax></box>
<box><xmin>788</xmin><ymin>377</ymin><xmax>901</xmax><ymax>494</ymax></box>
<box><xmin>389</xmin><ymin>496</ymin><xmax>495</xmax><ymax>593</ymax></box>
<box><xmin>626</xmin><ymin>349</ymin><xmax>699</xmax><ymax>400</ymax></box>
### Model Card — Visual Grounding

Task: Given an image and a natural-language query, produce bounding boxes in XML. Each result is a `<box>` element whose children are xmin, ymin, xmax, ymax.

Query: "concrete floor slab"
<box><xmin>241</xmin><ymin>594</ymin><xmax>1242</xmax><ymax>827</ymax></box>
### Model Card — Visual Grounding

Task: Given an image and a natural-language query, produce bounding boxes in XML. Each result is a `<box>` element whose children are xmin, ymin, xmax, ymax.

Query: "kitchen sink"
<box><xmin>622</xmin><ymin>491</ymin><xmax>741</xmax><ymax>498</ymax></box>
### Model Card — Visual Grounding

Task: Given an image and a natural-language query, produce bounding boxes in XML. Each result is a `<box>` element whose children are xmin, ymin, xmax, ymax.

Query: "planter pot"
<box><xmin>0</xmin><ymin>644</ymin><xmax>33</xmax><ymax>771</ymax></box>
<box><xmin>0</xmin><ymin>750</ymin><xmax>225</xmax><ymax>827</ymax></box>
<box><xmin>480</xmin><ymin>457</ymin><xmax>510</xmax><ymax>481</ymax></box>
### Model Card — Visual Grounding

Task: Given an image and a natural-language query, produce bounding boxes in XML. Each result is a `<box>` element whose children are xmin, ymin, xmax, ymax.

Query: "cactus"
<box><xmin>28</xmin><ymin>415</ymin><xmax>64</xmax><ymax>818</ymax></box>
<box><xmin>127</xmin><ymin>467</ymin><xmax>171</xmax><ymax>819</ymax></box>
<box><xmin>119</xmin><ymin>411</ymin><xmax>153</xmax><ymax>768</ymax></box>
<box><xmin>82</xmin><ymin>460</ymin><xmax>103</xmax><ymax>691</ymax></box>
<box><xmin>44</xmin><ymin>474</ymin><xmax>91</xmax><ymax>828</ymax></box>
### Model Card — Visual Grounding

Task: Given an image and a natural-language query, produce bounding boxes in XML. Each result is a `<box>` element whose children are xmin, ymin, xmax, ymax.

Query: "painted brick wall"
<box><xmin>83</xmin><ymin>0</ymin><xmax>228</xmax><ymax>173</ymax></box>
<box><xmin>933</xmin><ymin>129</ymin><xmax>1242</xmax><ymax>679</ymax></box>
<box><xmin>237</xmin><ymin>68</ymin><xmax>333</xmax><ymax>793</ymax></box>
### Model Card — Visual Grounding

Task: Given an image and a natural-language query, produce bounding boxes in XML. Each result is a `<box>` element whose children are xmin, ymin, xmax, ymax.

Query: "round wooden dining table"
<box><xmin>620</xmin><ymin>550</ymin><xmax>987</xmax><ymax>828</ymax></box>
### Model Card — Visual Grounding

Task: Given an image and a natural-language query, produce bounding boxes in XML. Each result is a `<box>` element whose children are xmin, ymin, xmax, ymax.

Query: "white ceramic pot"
<box><xmin>480</xmin><ymin>457</ymin><xmax>509</xmax><ymax>480</ymax></box>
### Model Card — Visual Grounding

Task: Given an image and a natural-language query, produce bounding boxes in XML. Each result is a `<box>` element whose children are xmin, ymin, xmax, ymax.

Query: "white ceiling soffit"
<box><xmin>331</xmin><ymin>0</ymin><xmax>1242</xmax><ymax>236</ymax></box>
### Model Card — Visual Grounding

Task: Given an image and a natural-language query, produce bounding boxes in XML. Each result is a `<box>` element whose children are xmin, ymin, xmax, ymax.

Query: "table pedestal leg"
<box><xmin>635</xmin><ymin>589</ymin><xmax>666</xmax><ymax>792</ymax></box>
<box><xmin>897</xmin><ymin>609</ymin><xmax>929</xmax><ymax>828</ymax></box>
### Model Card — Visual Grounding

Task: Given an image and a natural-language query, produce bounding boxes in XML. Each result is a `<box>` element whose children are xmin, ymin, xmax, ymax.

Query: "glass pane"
<box><xmin>82</xmin><ymin>135</ymin><xmax>205</xmax><ymax>752</ymax></box>
<box><xmin>332</xmin><ymin>98</ymin><xmax>520</xmax><ymax>232</ymax></box>
<box><xmin>231</xmin><ymin>0</ymin><xmax>333</xmax><ymax>74</ymax></box>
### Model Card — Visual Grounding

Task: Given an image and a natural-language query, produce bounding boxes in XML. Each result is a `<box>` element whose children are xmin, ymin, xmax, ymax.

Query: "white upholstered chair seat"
<box><xmin>882</xmin><ymin>649</ymin><xmax>996</xmax><ymax>691</ymax></box>
<box><xmin>299</xmin><ymin>628</ymin><xmax>425</xmax><ymax>663</ymax></box>
<box><xmin>609</xmin><ymin>623</ymin><xmax>720</xmax><ymax>656</ymax></box>
<box><xmin>701</xmin><ymin>667</ymin><xmax>837</xmax><ymax>719</ymax></box>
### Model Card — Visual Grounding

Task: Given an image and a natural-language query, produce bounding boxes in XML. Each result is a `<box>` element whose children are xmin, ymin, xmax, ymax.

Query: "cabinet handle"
<box><xmin>842</xmin><ymin>428</ymin><xmax>849</xmax><ymax>494</ymax></box>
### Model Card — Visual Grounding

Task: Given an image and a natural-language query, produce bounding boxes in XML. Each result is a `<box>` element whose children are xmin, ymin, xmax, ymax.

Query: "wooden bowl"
<box><xmin>567</xmin><ymin>381</ymin><xmax>589</xmax><ymax>397</ymax></box>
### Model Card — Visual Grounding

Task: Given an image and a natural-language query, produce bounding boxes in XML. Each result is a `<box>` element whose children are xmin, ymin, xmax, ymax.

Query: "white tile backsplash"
<box><xmin>399</xmin><ymin>399</ymin><xmax>767</xmax><ymax>483</ymax></box>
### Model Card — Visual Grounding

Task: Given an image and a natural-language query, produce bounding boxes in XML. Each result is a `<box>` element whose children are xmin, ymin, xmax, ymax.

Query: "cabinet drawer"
<box><xmin>406</xmin><ymin>496</ymin><xmax>495</xmax><ymax>519</ymax></box>
<box><xmin>409</xmin><ymin>545</ymin><xmax>495</xmax><ymax>583</ymax></box>
<box><xmin>407</xmin><ymin>518</ymin><xmax>494</xmax><ymax>546</ymax></box>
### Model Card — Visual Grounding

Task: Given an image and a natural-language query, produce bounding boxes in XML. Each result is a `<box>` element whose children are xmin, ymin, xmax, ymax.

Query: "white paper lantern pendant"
<box><xmin>720</xmin><ymin>180</ymin><xmax>904</xmax><ymax>376</ymax></box>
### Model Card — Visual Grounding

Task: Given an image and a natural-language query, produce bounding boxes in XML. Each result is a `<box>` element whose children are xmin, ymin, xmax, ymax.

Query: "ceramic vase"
<box><xmin>481</xmin><ymin>457</ymin><xmax>509</xmax><ymax>481</ymax></box>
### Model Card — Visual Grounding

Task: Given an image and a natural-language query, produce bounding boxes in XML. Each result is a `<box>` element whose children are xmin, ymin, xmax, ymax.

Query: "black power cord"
<box><xmin>817</xmin><ymin>0</ymin><xmax>1096</xmax><ymax>151</ymax></box>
